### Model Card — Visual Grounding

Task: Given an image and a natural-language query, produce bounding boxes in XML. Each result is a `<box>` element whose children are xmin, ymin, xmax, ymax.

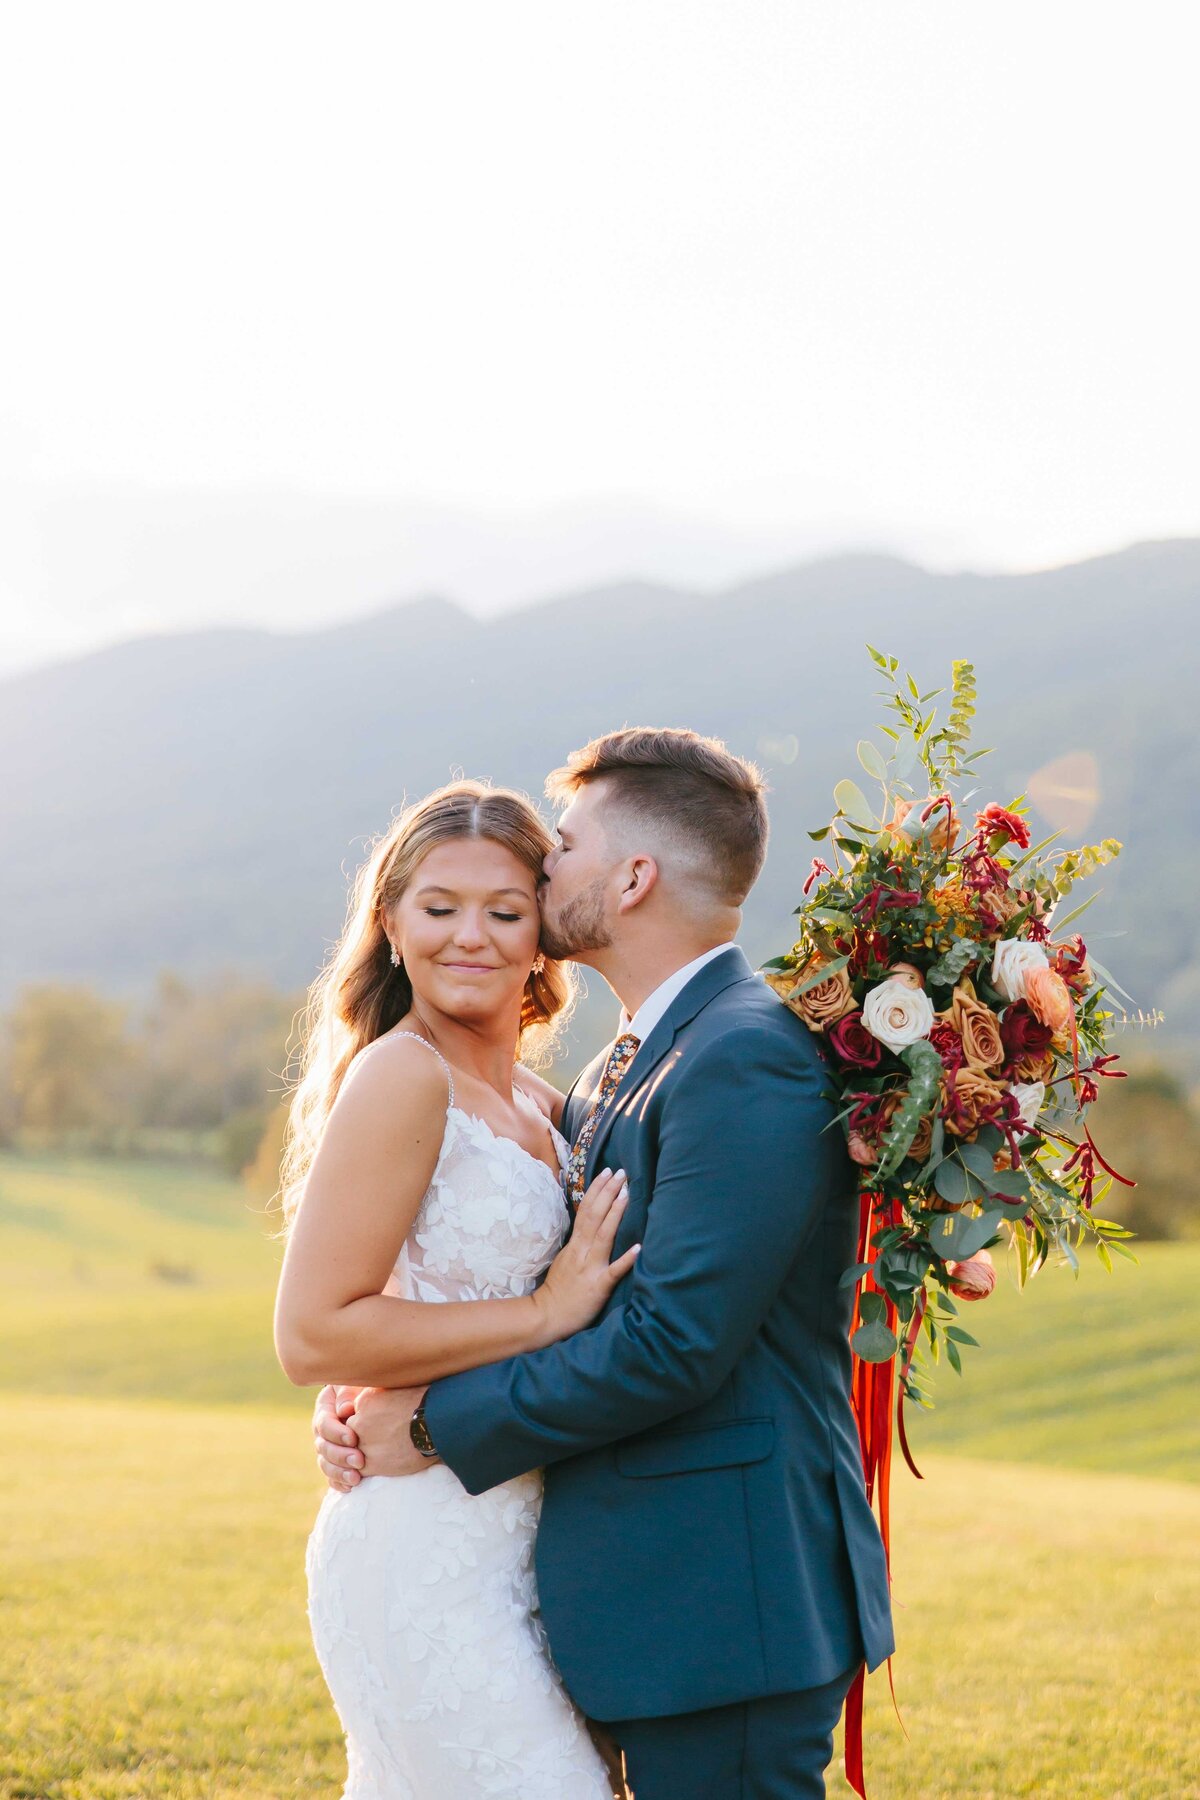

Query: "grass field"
<box><xmin>2</xmin><ymin>1151</ymin><xmax>1199</xmax><ymax>1798</ymax></box>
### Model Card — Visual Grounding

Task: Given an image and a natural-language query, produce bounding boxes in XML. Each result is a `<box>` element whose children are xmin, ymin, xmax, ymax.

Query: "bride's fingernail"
<box><xmin>614</xmin><ymin>1169</ymin><xmax>626</xmax><ymax>1181</ymax></box>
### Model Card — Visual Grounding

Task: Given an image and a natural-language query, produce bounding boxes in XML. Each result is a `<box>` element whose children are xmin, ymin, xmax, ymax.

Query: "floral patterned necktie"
<box><xmin>565</xmin><ymin>1032</ymin><xmax>640</xmax><ymax>1209</ymax></box>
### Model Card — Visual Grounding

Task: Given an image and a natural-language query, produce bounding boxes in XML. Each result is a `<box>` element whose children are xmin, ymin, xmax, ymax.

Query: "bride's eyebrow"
<box><xmin>413</xmin><ymin>885</ymin><xmax>530</xmax><ymax>900</ymax></box>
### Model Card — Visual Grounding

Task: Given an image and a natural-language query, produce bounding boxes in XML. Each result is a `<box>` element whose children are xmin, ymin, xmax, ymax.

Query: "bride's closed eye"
<box><xmin>424</xmin><ymin>907</ymin><xmax>524</xmax><ymax>922</ymax></box>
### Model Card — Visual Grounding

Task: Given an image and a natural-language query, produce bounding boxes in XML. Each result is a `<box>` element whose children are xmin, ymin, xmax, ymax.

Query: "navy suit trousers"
<box><xmin>603</xmin><ymin>1663</ymin><xmax>861</xmax><ymax>1800</ymax></box>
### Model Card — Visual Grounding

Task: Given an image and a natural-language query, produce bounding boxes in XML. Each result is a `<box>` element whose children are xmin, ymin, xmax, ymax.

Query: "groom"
<box><xmin>314</xmin><ymin>727</ymin><xmax>893</xmax><ymax>1797</ymax></box>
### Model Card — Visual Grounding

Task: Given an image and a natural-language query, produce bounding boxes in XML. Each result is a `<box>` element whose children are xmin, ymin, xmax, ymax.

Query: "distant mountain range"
<box><xmin>4</xmin><ymin>540</ymin><xmax>1198</xmax><ymax>1071</ymax></box>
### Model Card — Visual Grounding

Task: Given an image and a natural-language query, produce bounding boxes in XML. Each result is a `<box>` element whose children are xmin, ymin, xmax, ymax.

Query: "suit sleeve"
<box><xmin>422</xmin><ymin>1021</ymin><xmax>843</xmax><ymax>1495</ymax></box>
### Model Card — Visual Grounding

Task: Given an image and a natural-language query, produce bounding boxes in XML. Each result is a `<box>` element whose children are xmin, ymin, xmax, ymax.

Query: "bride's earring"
<box><xmin>530</xmin><ymin>952</ymin><xmax>546</xmax><ymax>976</ymax></box>
<box><xmin>389</xmin><ymin>943</ymin><xmax>402</xmax><ymax>968</ymax></box>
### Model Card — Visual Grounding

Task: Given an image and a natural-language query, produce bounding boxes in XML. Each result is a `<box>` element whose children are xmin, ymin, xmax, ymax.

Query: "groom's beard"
<box><xmin>540</xmin><ymin>874</ymin><xmax>613</xmax><ymax>961</ymax></box>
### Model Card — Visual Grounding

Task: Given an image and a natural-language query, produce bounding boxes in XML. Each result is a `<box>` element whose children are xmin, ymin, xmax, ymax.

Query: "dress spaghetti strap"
<box><xmin>388</xmin><ymin>1030</ymin><xmax>456</xmax><ymax>1110</ymax></box>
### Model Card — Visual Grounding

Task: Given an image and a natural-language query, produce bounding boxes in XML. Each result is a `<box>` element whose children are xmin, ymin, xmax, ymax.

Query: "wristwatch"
<box><xmin>409</xmin><ymin>1395</ymin><xmax>438</xmax><ymax>1459</ymax></box>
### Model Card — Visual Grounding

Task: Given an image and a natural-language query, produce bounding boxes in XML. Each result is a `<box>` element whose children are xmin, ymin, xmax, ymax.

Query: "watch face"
<box><xmin>410</xmin><ymin>1405</ymin><xmax>437</xmax><ymax>1457</ymax></box>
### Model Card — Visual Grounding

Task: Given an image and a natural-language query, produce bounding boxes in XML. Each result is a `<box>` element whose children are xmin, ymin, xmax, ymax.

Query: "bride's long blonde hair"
<box><xmin>279</xmin><ymin>780</ymin><xmax>575</xmax><ymax>1226</ymax></box>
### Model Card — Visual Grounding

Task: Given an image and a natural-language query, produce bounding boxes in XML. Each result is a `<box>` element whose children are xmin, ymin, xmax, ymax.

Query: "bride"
<box><xmin>274</xmin><ymin>779</ymin><xmax>634</xmax><ymax>1799</ymax></box>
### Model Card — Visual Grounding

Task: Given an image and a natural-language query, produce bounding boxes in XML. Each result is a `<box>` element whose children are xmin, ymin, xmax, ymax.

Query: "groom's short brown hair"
<box><xmin>546</xmin><ymin>727</ymin><xmax>769</xmax><ymax>905</ymax></box>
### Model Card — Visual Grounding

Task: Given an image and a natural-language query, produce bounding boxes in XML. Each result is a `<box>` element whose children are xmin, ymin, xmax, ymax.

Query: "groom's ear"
<box><xmin>615</xmin><ymin>854</ymin><xmax>659</xmax><ymax>913</ymax></box>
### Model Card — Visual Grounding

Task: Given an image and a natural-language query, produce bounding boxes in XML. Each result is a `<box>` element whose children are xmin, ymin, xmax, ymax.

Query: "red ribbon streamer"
<box><xmin>843</xmin><ymin>1190</ymin><xmax>915</xmax><ymax>1797</ymax></box>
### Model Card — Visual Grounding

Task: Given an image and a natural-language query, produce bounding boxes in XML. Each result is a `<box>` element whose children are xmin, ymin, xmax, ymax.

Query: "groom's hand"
<box><xmin>351</xmin><ymin>1385</ymin><xmax>441</xmax><ymax>1476</ymax></box>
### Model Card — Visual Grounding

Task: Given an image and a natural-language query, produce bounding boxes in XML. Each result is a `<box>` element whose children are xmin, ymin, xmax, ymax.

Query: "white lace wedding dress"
<box><xmin>306</xmin><ymin>1036</ymin><xmax>612</xmax><ymax>1800</ymax></box>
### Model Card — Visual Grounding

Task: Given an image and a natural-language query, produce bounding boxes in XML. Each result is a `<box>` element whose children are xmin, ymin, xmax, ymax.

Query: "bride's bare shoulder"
<box><xmin>342</xmin><ymin>1031</ymin><xmax>453</xmax><ymax>1112</ymax></box>
<box><xmin>513</xmin><ymin>1063</ymin><xmax>565</xmax><ymax>1127</ymax></box>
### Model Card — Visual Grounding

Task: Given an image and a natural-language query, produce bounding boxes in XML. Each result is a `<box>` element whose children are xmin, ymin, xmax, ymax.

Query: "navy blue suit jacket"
<box><xmin>423</xmin><ymin>945</ymin><xmax>894</xmax><ymax>1722</ymax></box>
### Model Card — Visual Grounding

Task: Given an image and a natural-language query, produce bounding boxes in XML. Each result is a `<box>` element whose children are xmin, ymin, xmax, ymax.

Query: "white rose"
<box><xmin>1009</xmin><ymin>1081</ymin><xmax>1046</xmax><ymax>1130</ymax></box>
<box><xmin>991</xmin><ymin>938</ymin><xmax>1050</xmax><ymax>1005</ymax></box>
<box><xmin>862</xmin><ymin>976</ymin><xmax>936</xmax><ymax>1052</ymax></box>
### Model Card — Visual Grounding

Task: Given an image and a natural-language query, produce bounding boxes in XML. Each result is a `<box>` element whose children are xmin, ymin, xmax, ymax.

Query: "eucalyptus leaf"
<box><xmin>833</xmin><ymin>778</ymin><xmax>877</xmax><ymax>831</ymax></box>
<box><xmin>988</xmin><ymin>1169</ymin><xmax>1032</xmax><ymax>1200</ymax></box>
<box><xmin>873</xmin><ymin>1040</ymin><xmax>944</xmax><ymax>1180</ymax></box>
<box><xmin>857</xmin><ymin>1289</ymin><xmax>888</xmax><ymax>1324</ymax></box>
<box><xmin>926</xmin><ymin>939</ymin><xmax>981</xmax><ymax>988</ymax></box>
<box><xmin>928</xmin><ymin>1205</ymin><xmax>1002</xmax><ymax>1262</ymax></box>
<box><xmin>851</xmin><ymin>1318</ymin><xmax>899</xmax><ymax>1363</ymax></box>
<box><xmin>857</xmin><ymin>739</ymin><xmax>888</xmax><ymax>783</ymax></box>
<box><xmin>933</xmin><ymin>1157</ymin><xmax>970</xmax><ymax>1207</ymax></box>
<box><xmin>959</xmin><ymin>1141</ymin><xmax>1000</xmax><ymax>1180</ymax></box>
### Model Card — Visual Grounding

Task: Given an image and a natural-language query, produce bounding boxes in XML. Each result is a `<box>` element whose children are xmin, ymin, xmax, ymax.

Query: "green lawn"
<box><xmin>3</xmin><ymin>1398</ymin><xmax>1196</xmax><ymax>1800</ymax></box>
<box><xmin>907</xmin><ymin>1235</ymin><xmax>1200</xmax><ymax>1484</ymax></box>
<box><xmin>2</xmin><ymin>1152</ymin><xmax>1198</xmax><ymax>1798</ymax></box>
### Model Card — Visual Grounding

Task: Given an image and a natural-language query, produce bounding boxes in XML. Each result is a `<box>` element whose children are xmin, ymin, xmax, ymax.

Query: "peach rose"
<box><xmin>764</xmin><ymin>961</ymin><xmax>857</xmax><ymax>1032</ymax></box>
<box><xmin>1024</xmin><ymin>966</ymin><xmax>1074</xmax><ymax>1035</ymax></box>
<box><xmin>888</xmin><ymin>796</ymin><xmax>958</xmax><ymax>851</ymax></box>
<box><xmin>939</xmin><ymin>981</ymin><xmax>1004</xmax><ymax>1073</ymax></box>
<box><xmin>889</xmin><ymin>961</ymin><xmax>926</xmax><ymax>989</ymax></box>
<box><xmin>947</xmin><ymin>1248</ymin><xmax>997</xmax><ymax>1301</ymax></box>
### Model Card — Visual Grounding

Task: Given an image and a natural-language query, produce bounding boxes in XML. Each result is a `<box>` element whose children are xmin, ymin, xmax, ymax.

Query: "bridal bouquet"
<box><xmin>764</xmin><ymin>651</ymin><xmax>1135</xmax><ymax>1423</ymax></box>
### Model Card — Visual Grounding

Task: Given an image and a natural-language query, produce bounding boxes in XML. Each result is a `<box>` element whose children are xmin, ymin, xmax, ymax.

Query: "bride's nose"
<box><xmin>452</xmin><ymin>908</ymin><xmax>489</xmax><ymax>948</ymax></box>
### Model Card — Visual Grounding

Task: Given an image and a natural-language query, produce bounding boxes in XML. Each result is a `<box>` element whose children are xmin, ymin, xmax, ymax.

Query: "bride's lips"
<box><xmin>439</xmin><ymin>962</ymin><xmax>499</xmax><ymax>973</ymax></box>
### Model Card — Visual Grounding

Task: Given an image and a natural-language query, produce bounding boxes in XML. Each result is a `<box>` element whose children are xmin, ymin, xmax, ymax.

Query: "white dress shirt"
<box><xmin>620</xmin><ymin>943</ymin><xmax>738</xmax><ymax>1044</ymax></box>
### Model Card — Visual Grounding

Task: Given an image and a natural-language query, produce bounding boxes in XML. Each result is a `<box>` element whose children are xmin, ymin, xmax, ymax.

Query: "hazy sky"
<box><xmin>2</xmin><ymin>2</ymin><xmax>1195</xmax><ymax>672</ymax></box>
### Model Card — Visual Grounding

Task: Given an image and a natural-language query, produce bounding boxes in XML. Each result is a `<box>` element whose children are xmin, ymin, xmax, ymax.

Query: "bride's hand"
<box><xmin>530</xmin><ymin>1168</ymin><xmax>640</xmax><ymax>1344</ymax></box>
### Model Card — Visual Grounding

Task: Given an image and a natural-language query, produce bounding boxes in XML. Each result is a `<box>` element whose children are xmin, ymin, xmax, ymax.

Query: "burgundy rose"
<box><xmin>929</xmin><ymin>1020</ymin><xmax>967</xmax><ymax>1072</ymax></box>
<box><xmin>828</xmin><ymin>1010</ymin><xmax>884</xmax><ymax>1069</ymax></box>
<box><xmin>999</xmin><ymin>1001</ymin><xmax>1054</xmax><ymax>1065</ymax></box>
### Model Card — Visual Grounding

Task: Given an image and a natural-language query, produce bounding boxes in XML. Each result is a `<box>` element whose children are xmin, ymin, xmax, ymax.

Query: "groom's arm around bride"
<box><xmin>324</xmin><ymin>729</ymin><xmax>894</xmax><ymax>1799</ymax></box>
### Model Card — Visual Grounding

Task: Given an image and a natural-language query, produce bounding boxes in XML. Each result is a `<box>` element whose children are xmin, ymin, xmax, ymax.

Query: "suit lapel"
<box><xmin>583</xmin><ymin>945</ymin><xmax>754</xmax><ymax>1183</ymax></box>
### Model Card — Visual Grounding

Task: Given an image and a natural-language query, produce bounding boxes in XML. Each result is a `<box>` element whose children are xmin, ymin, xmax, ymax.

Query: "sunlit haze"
<box><xmin>2</xmin><ymin>1</ymin><xmax>1195</xmax><ymax>673</ymax></box>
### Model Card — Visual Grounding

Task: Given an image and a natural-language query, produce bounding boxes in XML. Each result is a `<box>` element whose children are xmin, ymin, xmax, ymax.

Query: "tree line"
<box><xmin>0</xmin><ymin>975</ymin><xmax>1195</xmax><ymax>1238</ymax></box>
<box><xmin>0</xmin><ymin>973</ymin><xmax>298</xmax><ymax>1180</ymax></box>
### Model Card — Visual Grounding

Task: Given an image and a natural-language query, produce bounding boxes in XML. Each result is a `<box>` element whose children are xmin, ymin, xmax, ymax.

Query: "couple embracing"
<box><xmin>274</xmin><ymin>727</ymin><xmax>893</xmax><ymax>1800</ymax></box>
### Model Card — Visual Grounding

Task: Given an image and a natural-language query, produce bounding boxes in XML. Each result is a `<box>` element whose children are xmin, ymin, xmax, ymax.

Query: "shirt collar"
<box><xmin>620</xmin><ymin>944</ymin><xmax>738</xmax><ymax>1044</ymax></box>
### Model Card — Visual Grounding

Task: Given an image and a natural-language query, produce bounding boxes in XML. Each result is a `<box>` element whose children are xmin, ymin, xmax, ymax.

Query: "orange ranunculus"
<box><xmin>890</xmin><ymin>961</ymin><xmax>926</xmax><ymax>989</ymax></box>
<box><xmin>1024</xmin><ymin>965</ymin><xmax>1074</xmax><ymax>1035</ymax></box>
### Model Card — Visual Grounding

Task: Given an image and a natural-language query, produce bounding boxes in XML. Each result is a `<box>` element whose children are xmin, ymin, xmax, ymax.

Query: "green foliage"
<box><xmin>874</xmin><ymin>1041</ymin><xmax>943</xmax><ymax>1179</ymax></box>
<box><xmin>1051</xmin><ymin>838</ymin><xmax>1123</xmax><ymax>896</ymax></box>
<box><xmin>0</xmin><ymin>971</ymin><xmax>298</xmax><ymax>1162</ymax></box>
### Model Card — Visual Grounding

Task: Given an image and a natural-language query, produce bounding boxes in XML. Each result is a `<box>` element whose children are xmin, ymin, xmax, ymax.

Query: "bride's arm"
<box><xmin>274</xmin><ymin>1039</ymin><xmax>632</xmax><ymax>1389</ymax></box>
